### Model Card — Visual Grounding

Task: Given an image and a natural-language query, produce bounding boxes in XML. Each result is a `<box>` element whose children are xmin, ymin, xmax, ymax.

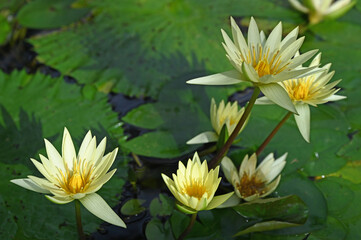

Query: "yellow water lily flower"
<box><xmin>161</xmin><ymin>152</ymin><xmax>233</xmax><ymax>214</ymax></box>
<box><xmin>289</xmin><ymin>0</ymin><xmax>356</xmax><ymax>24</ymax></box>
<box><xmin>256</xmin><ymin>53</ymin><xmax>346</xmax><ymax>142</ymax></box>
<box><xmin>187</xmin><ymin>17</ymin><xmax>319</xmax><ymax>113</ymax></box>
<box><xmin>187</xmin><ymin>98</ymin><xmax>245</xmax><ymax>145</ymax></box>
<box><xmin>221</xmin><ymin>153</ymin><xmax>287</xmax><ymax>202</ymax></box>
<box><xmin>11</xmin><ymin>127</ymin><xmax>126</xmax><ymax>228</ymax></box>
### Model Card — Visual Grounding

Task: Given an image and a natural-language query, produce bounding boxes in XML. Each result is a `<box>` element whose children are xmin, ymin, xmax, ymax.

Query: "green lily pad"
<box><xmin>17</xmin><ymin>0</ymin><xmax>90</xmax><ymax>29</ymax></box>
<box><xmin>120</xmin><ymin>199</ymin><xmax>146</xmax><ymax>216</ymax></box>
<box><xmin>30</xmin><ymin>0</ymin><xmax>299</xmax><ymax>96</ymax></box>
<box><xmin>0</xmin><ymin>70</ymin><xmax>123</xmax><ymax>164</ymax></box>
<box><xmin>233</xmin><ymin>195</ymin><xmax>307</xmax><ymax>224</ymax></box>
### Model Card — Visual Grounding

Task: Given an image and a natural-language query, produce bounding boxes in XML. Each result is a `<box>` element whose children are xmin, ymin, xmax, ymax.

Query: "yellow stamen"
<box><xmin>182</xmin><ymin>180</ymin><xmax>207</xmax><ymax>199</ymax></box>
<box><xmin>246</xmin><ymin>46</ymin><xmax>287</xmax><ymax>78</ymax></box>
<box><xmin>284</xmin><ymin>77</ymin><xmax>315</xmax><ymax>101</ymax></box>
<box><xmin>236</xmin><ymin>172</ymin><xmax>266</xmax><ymax>197</ymax></box>
<box><xmin>55</xmin><ymin>159</ymin><xmax>94</xmax><ymax>194</ymax></box>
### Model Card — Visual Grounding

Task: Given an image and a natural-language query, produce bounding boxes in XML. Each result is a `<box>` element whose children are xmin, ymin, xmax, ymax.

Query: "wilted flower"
<box><xmin>11</xmin><ymin>128</ymin><xmax>126</xmax><ymax>228</ymax></box>
<box><xmin>221</xmin><ymin>153</ymin><xmax>287</xmax><ymax>202</ymax></box>
<box><xmin>187</xmin><ymin>98</ymin><xmax>245</xmax><ymax>145</ymax></box>
<box><xmin>162</xmin><ymin>152</ymin><xmax>233</xmax><ymax>214</ymax></box>
<box><xmin>289</xmin><ymin>0</ymin><xmax>356</xmax><ymax>24</ymax></box>
<box><xmin>187</xmin><ymin>17</ymin><xmax>319</xmax><ymax>113</ymax></box>
<box><xmin>256</xmin><ymin>53</ymin><xmax>346</xmax><ymax>142</ymax></box>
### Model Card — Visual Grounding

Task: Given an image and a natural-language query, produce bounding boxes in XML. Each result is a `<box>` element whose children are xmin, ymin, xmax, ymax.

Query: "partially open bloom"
<box><xmin>289</xmin><ymin>0</ymin><xmax>356</xmax><ymax>24</ymax></box>
<box><xmin>162</xmin><ymin>152</ymin><xmax>233</xmax><ymax>214</ymax></box>
<box><xmin>187</xmin><ymin>98</ymin><xmax>245</xmax><ymax>145</ymax></box>
<box><xmin>11</xmin><ymin>127</ymin><xmax>126</xmax><ymax>228</ymax></box>
<box><xmin>221</xmin><ymin>153</ymin><xmax>287</xmax><ymax>202</ymax></box>
<box><xmin>256</xmin><ymin>53</ymin><xmax>346</xmax><ymax>142</ymax></box>
<box><xmin>187</xmin><ymin>17</ymin><xmax>319</xmax><ymax>113</ymax></box>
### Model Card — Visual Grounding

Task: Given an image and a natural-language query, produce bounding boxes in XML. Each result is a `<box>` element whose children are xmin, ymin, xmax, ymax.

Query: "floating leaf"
<box><xmin>120</xmin><ymin>199</ymin><xmax>146</xmax><ymax>216</ymax></box>
<box><xmin>17</xmin><ymin>0</ymin><xmax>90</xmax><ymax>29</ymax></box>
<box><xmin>233</xmin><ymin>195</ymin><xmax>308</xmax><ymax>224</ymax></box>
<box><xmin>149</xmin><ymin>194</ymin><xmax>174</xmax><ymax>217</ymax></box>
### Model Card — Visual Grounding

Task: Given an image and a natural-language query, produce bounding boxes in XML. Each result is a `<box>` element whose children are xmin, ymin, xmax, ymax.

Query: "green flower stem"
<box><xmin>256</xmin><ymin>111</ymin><xmax>292</xmax><ymax>156</ymax></box>
<box><xmin>75</xmin><ymin>200</ymin><xmax>86</xmax><ymax>240</ymax></box>
<box><xmin>209</xmin><ymin>87</ymin><xmax>261</xmax><ymax>169</ymax></box>
<box><xmin>178</xmin><ymin>213</ymin><xmax>197</xmax><ymax>240</ymax></box>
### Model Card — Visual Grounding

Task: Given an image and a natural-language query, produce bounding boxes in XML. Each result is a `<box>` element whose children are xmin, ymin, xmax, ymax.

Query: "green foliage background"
<box><xmin>0</xmin><ymin>0</ymin><xmax>360</xmax><ymax>239</ymax></box>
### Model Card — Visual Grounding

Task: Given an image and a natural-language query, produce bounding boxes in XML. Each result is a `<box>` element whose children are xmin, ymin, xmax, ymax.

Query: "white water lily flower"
<box><xmin>187</xmin><ymin>17</ymin><xmax>319</xmax><ymax>113</ymax></box>
<box><xmin>256</xmin><ymin>53</ymin><xmax>346</xmax><ymax>142</ymax></box>
<box><xmin>221</xmin><ymin>153</ymin><xmax>287</xmax><ymax>202</ymax></box>
<box><xmin>289</xmin><ymin>0</ymin><xmax>356</xmax><ymax>24</ymax></box>
<box><xmin>162</xmin><ymin>152</ymin><xmax>233</xmax><ymax>214</ymax></box>
<box><xmin>187</xmin><ymin>98</ymin><xmax>245</xmax><ymax>145</ymax></box>
<box><xmin>11</xmin><ymin>127</ymin><xmax>126</xmax><ymax>228</ymax></box>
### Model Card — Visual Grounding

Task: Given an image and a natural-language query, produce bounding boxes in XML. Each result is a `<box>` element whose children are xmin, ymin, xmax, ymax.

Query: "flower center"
<box><xmin>236</xmin><ymin>172</ymin><xmax>266</xmax><ymax>197</ymax></box>
<box><xmin>68</xmin><ymin>173</ymin><xmax>84</xmax><ymax>193</ymax></box>
<box><xmin>56</xmin><ymin>159</ymin><xmax>94</xmax><ymax>194</ymax></box>
<box><xmin>246</xmin><ymin>46</ymin><xmax>287</xmax><ymax>78</ymax></box>
<box><xmin>284</xmin><ymin>77</ymin><xmax>314</xmax><ymax>101</ymax></box>
<box><xmin>183</xmin><ymin>180</ymin><xmax>207</xmax><ymax>199</ymax></box>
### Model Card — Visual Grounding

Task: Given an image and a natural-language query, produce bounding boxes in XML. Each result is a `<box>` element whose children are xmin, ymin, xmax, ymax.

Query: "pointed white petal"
<box><xmin>80</xmin><ymin>193</ymin><xmax>126</xmax><ymax>228</ymax></box>
<box><xmin>45</xmin><ymin>195</ymin><xmax>73</xmax><ymax>204</ymax></box>
<box><xmin>259</xmin><ymin>176</ymin><xmax>281</xmax><ymax>198</ymax></box>
<box><xmin>264</xmin><ymin>22</ymin><xmax>282</xmax><ymax>55</ymax></box>
<box><xmin>248</xmin><ymin>17</ymin><xmax>261</xmax><ymax>49</ymax></box>
<box><xmin>186</xmin><ymin>131</ymin><xmax>218</xmax><ymax>144</ymax></box>
<box><xmin>78</xmin><ymin>130</ymin><xmax>92</xmax><ymax>160</ymax></box>
<box><xmin>294</xmin><ymin>104</ymin><xmax>311</xmax><ymax>142</ymax></box>
<box><xmin>216</xmin><ymin>193</ymin><xmax>241</xmax><ymax>208</ymax></box>
<box><xmin>62</xmin><ymin>127</ymin><xmax>77</xmax><ymax>169</ymax></box>
<box><xmin>280</xmin><ymin>26</ymin><xmax>299</xmax><ymax>51</ymax></box>
<box><xmin>259</xmin><ymin>84</ymin><xmax>297</xmax><ymax>113</ymax></box>
<box><xmin>44</xmin><ymin>139</ymin><xmax>64</xmax><ymax>171</ymax></box>
<box><xmin>221</xmin><ymin>156</ymin><xmax>238</xmax><ymax>184</ymax></box>
<box><xmin>323</xmin><ymin>94</ymin><xmax>346</xmax><ymax>102</ymax></box>
<box><xmin>11</xmin><ymin>178</ymin><xmax>50</xmax><ymax>194</ymax></box>
<box><xmin>289</xmin><ymin>0</ymin><xmax>310</xmax><ymax>13</ymax></box>
<box><xmin>255</xmin><ymin>96</ymin><xmax>274</xmax><ymax>105</ymax></box>
<box><xmin>187</xmin><ymin>70</ymin><xmax>242</xmax><ymax>85</ymax></box>
<box><xmin>205</xmin><ymin>192</ymin><xmax>234</xmax><ymax>210</ymax></box>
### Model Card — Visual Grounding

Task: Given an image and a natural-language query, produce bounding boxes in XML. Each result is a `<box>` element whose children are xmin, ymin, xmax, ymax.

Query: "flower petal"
<box><xmin>294</xmin><ymin>104</ymin><xmax>311</xmax><ymax>142</ymax></box>
<box><xmin>205</xmin><ymin>192</ymin><xmax>234</xmax><ymax>210</ymax></box>
<box><xmin>46</xmin><ymin>195</ymin><xmax>73</xmax><ymax>204</ymax></box>
<box><xmin>221</xmin><ymin>156</ymin><xmax>238</xmax><ymax>184</ymax></box>
<box><xmin>62</xmin><ymin>127</ymin><xmax>77</xmax><ymax>169</ymax></box>
<box><xmin>216</xmin><ymin>193</ymin><xmax>241</xmax><ymax>208</ymax></box>
<box><xmin>259</xmin><ymin>84</ymin><xmax>297</xmax><ymax>113</ymax></box>
<box><xmin>44</xmin><ymin>139</ymin><xmax>64</xmax><ymax>171</ymax></box>
<box><xmin>11</xmin><ymin>178</ymin><xmax>50</xmax><ymax>194</ymax></box>
<box><xmin>80</xmin><ymin>193</ymin><xmax>126</xmax><ymax>228</ymax></box>
<box><xmin>187</xmin><ymin>70</ymin><xmax>242</xmax><ymax>85</ymax></box>
<box><xmin>78</xmin><ymin>130</ymin><xmax>92</xmax><ymax>160</ymax></box>
<box><xmin>176</xmin><ymin>203</ymin><xmax>197</xmax><ymax>214</ymax></box>
<box><xmin>255</xmin><ymin>96</ymin><xmax>274</xmax><ymax>105</ymax></box>
<box><xmin>186</xmin><ymin>131</ymin><xmax>219</xmax><ymax>144</ymax></box>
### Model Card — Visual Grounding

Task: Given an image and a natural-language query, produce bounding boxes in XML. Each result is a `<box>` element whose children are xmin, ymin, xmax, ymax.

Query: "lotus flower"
<box><xmin>256</xmin><ymin>53</ymin><xmax>346</xmax><ymax>142</ymax></box>
<box><xmin>11</xmin><ymin>127</ymin><xmax>126</xmax><ymax>228</ymax></box>
<box><xmin>187</xmin><ymin>17</ymin><xmax>319</xmax><ymax>113</ymax></box>
<box><xmin>221</xmin><ymin>153</ymin><xmax>287</xmax><ymax>202</ymax></box>
<box><xmin>289</xmin><ymin>0</ymin><xmax>356</xmax><ymax>24</ymax></box>
<box><xmin>187</xmin><ymin>98</ymin><xmax>246</xmax><ymax>145</ymax></box>
<box><xmin>162</xmin><ymin>152</ymin><xmax>233</xmax><ymax>214</ymax></box>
